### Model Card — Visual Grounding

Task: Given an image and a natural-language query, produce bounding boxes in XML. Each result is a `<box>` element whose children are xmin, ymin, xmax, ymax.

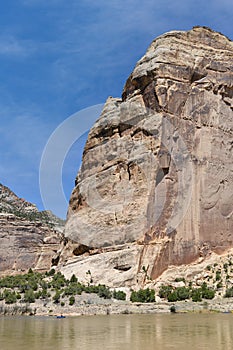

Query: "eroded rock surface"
<box><xmin>60</xmin><ymin>27</ymin><xmax>233</xmax><ymax>287</ymax></box>
<box><xmin>0</xmin><ymin>184</ymin><xmax>64</xmax><ymax>276</ymax></box>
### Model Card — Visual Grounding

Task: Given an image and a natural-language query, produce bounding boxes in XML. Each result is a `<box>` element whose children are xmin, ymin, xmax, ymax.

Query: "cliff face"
<box><xmin>0</xmin><ymin>184</ymin><xmax>64</xmax><ymax>276</ymax></box>
<box><xmin>61</xmin><ymin>27</ymin><xmax>233</xmax><ymax>287</ymax></box>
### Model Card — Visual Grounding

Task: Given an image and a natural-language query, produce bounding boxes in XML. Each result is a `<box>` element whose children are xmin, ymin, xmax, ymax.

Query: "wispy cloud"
<box><xmin>0</xmin><ymin>35</ymin><xmax>36</xmax><ymax>57</ymax></box>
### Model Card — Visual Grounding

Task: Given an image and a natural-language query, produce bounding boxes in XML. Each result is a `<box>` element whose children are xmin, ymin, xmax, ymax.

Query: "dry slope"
<box><xmin>0</xmin><ymin>184</ymin><xmax>64</xmax><ymax>276</ymax></box>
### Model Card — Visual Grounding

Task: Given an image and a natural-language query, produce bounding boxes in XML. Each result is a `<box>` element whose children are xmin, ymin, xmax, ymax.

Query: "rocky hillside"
<box><xmin>0</xmin><ymin>184</ymin><xmax>64</xmax><ymax>232</ymax></box>
<box><xmin>0</xmin><ymin>184</ymin><xmax>65</xmax><ymax>276</ymax></box>
<box><xmin>59</xmin><ymin>27</ymin><xmax>233</xmax><ymax>288</ymax></box>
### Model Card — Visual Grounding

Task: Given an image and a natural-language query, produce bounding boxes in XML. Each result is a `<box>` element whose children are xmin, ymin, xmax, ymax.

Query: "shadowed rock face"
<box><xmin>61</xmin><ymin>27</ymin><xmax>233</xmax><ymax>287</ymax></box>
<box><xmin>0</xmin><ymin>184</ymin><xmax>64</xmax><ymax>276</ymax></box>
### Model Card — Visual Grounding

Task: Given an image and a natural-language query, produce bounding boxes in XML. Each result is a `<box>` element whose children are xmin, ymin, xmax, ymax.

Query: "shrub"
<box><xmin>63</xmin><ymin>284</ymin><xmax>79</xmax><ymax>296</ymax></box>
<box><xmin>224</xmin><ymin>287</ymin><xmax>233</xmax><ymax>298</ymax></box>
<box><xmin>215</xmin><ymin>271</ymin><xmax>221</xmax><ymax>281</ymax></box>
<box><xmin>39</xmin><ymin>281</ymin><xmax>48</xmax><ymax>290</ymax></box>
<box><xmin>24</xmin><ymin>289</ymin><xmax>36</xmax><ymax>303</ymax></box>
<box><xmin>176</xmin><ymin>287</ymin><xmax>190</xmax><ymax>300</ymax></box>
<box><xmin>191</xmin><ymin>289</ymin><xmax>202</xmax><ymax>302</ymax></box>
<box><xmin>28</xmin><ymin>280</ymin><xmax>38</xmax><ymax>291</ymax></box>
<box><xmin>130</xmin><ymin>288</ymin><xmax>155</xmax><ymax>303</ymax></box>
<box><xmin>97</xmin><ymin>285</ymin><xmax>112</xmax><ymax>299</ymax></box>
<box><xmin>53</xmin><ymin>290</ymin><xmax>61</xmax><ymax>304</ymax></box>
<box><xmin>4</xmin><ymin>291</ymin><xmax>17</xmax><ymax>304</ymax></box>
<box><xmin>41</xmin><ymin>288</ymin><xmax>48</xmax><ymax>299</ymax></box>
<box><xmin>201</xmin><ymin>282</ymin><xmax>207</xmax><ymax>290</ymax></box>
<box><xmin>47</xmin><ymin>268</ymin><xmax>55</xmax><ymax>276</ymax></box>
<box><xmin>69</xmin><ymin>296</ymin><xmax>75</xmax><ymax>305</ymax></box>
<box><xmin>113</xmin><ymin>290</ymin><xmax>126</xmax><ymax>301</ymax></box>
<box><xmin>35</xmin><ymin>291</ymin><xmax>41</xmax><ymax>299</ymax></box>
<box><xmin>201</xmin><ymin>283</ymin><xmax>215</xmax><ymax>299</ymax></box>
<box><xmin>202</xmin><ymin>288</ymin><xmax>215</xmax><ymax>299</ymax></box>
<box><xmin>51</xmin><ymin>273</ymin><xmax>66</xmax><ymax>289</ymax></box>
<box><xmin>167</xmin><ymin>291</ymin><xmax>178</xmax><ymax>302</ymax></box>
<box><xmin>159</xmin><ymin>285</ymin><xmax>173</xmax><ymax>299</ymax></box>
<box><xmin>70</xmin><ymin>274</ymin><xmax>78</xmax><ymax>283</ymax></box>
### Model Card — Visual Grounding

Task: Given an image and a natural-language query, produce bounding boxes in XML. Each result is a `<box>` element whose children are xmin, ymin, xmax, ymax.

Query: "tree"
<box><xmin>70</xmin><ymin>274</ymin><xmax>78</xmax><ymax>283</ymax></box>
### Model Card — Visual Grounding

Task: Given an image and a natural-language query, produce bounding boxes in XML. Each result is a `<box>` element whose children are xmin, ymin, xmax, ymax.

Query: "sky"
<box><xmin>0</xmin><ymin>0</ymin><xmax>232</xmax><ymax>218</ymax></box>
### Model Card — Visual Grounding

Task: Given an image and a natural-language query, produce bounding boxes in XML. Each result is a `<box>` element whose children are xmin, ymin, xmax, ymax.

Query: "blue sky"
<box><xmin>0</xmin><ymin>0</ymin><xmax>232</xmax><ymax>218</ymax></box>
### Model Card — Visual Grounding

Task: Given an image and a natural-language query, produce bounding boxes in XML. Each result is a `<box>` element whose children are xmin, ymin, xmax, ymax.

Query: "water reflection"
<box><xmin>1</xmin><ymin>313</ymin><xmax>233</xmax><ymax>350</ymax></box>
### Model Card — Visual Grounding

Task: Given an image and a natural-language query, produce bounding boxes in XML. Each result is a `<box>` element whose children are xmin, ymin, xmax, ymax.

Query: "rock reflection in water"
<box><xmin>1</xmin><ymin>314</ymin><xmax>233</xmax><ymax>350</ymax></box>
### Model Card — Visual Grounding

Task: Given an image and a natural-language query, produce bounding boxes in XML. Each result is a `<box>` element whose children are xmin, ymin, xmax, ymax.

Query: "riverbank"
<box><xmin>1</xmin><ymin>294</ymin><xmax>233</xmax><ymax>316</ymax></box>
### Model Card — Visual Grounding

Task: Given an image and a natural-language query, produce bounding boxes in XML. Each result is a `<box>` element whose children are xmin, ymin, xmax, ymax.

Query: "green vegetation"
<box><xmin>0</xmin><ymin>207</ymin><xmax>57</xmax><ymax>228</ymax></box>
<box><xmin>24</xmin><ymin>289</ymin><xmax>36</xmax><ymax>303</ymax></box>
<box><xmin>2</xmin><ymin>257</ymin><xmax>233</xmax><ymax>312</ymax></box>
<box><xmin>130</xmin><ymin>288</ymin><xmax>155</xmax><ymax>303</ymax></box>
<box><xmin>69</xmin><ymin>296</ymin><xmax>75</xmax><ymax>305</ymax></box>
<box><xmin>215</xmin><ymin>271</ymin><xmax>221</xmax><ymax>281</ymax></box>
<box><xmin>158</xmin><ymin>285</ymin><xmax>173</xmax><ymax>299</ymax></box>
<box><xmin>159</xmin><ymin>282</ymin><xmax>215</xmax><ymax>302</ymax></box>
<box><xmin>4</xmin><ymin>290</ymin><xmax>18</xmax><ymax>304</ymax></box>
<box><xmin>113</xmin><ymin>290</ymin><xmax>126</xmax><ymax>301</ymax></box>
<box><xmin>191</xmin><ymin>288</ymin><xmax>202</xmax><ymax>302</ymax></box>
<box><xmin>0</xmin><ymin>269</ymin><xmax>127</xmax><ymax>307</ymax></box>
<box><xmin>224</xmin><ymin>287</ymin><xmax>233</xmax><ymax>298</ymax></box>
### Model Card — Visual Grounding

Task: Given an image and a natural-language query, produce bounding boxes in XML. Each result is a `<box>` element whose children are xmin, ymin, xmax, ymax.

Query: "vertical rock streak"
<box><xmin>62</xmin><ymin>27</ymin><xmax>233</xmax><ymax>287</ymax></box>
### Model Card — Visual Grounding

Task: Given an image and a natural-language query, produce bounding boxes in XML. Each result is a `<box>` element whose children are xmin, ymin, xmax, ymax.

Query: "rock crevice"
<box><xmin>61</xmin><ymin>27</ymin><xmax>233</xmax><ymax>287</ymax></box>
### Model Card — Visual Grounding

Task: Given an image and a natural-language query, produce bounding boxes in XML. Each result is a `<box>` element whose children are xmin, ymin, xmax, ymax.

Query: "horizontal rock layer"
<box><xmin>0</xmin><ymin>184</ymin><xmax>64</xmax><ymax>276</ymax></box>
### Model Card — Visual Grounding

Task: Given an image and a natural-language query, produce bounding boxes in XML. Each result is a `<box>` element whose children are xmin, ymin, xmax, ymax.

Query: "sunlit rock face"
<box><xmin>0</xmin><ymin>184</ymin><xmax>64</xmax><ymax>276</ymax></box>
<box><xmin>61</xmin><ymin>27</ymin><xmax>233</xmax><ymax>287</ymax></box>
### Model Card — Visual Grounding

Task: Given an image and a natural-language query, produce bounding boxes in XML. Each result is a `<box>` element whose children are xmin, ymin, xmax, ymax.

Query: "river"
<box><xmin>1</xmin><ymin>313</ymin><xmax>233</xmax><ymax>349</ymax></box>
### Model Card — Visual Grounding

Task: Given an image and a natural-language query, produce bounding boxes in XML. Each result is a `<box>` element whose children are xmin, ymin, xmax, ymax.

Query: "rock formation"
<box><xmin>0</xmin><ymin>184</ymin><xmax>64</xmax><ymax>276</ymax></box>
<box><xmin>60</xmin><ymin>27</ymin><xmax>233</xmax><ymax>287</ymax></box>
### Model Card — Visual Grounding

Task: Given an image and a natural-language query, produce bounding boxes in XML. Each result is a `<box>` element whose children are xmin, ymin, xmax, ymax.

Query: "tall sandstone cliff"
<box><xmin>60</xmin><ymin>27</ymin><xmax>233</xmax><ymax>287</ymax></box>
<box><xmin>0</xmin><ymin>184</ymin><xmax>64</xmax><ymax>276</ymax></box>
